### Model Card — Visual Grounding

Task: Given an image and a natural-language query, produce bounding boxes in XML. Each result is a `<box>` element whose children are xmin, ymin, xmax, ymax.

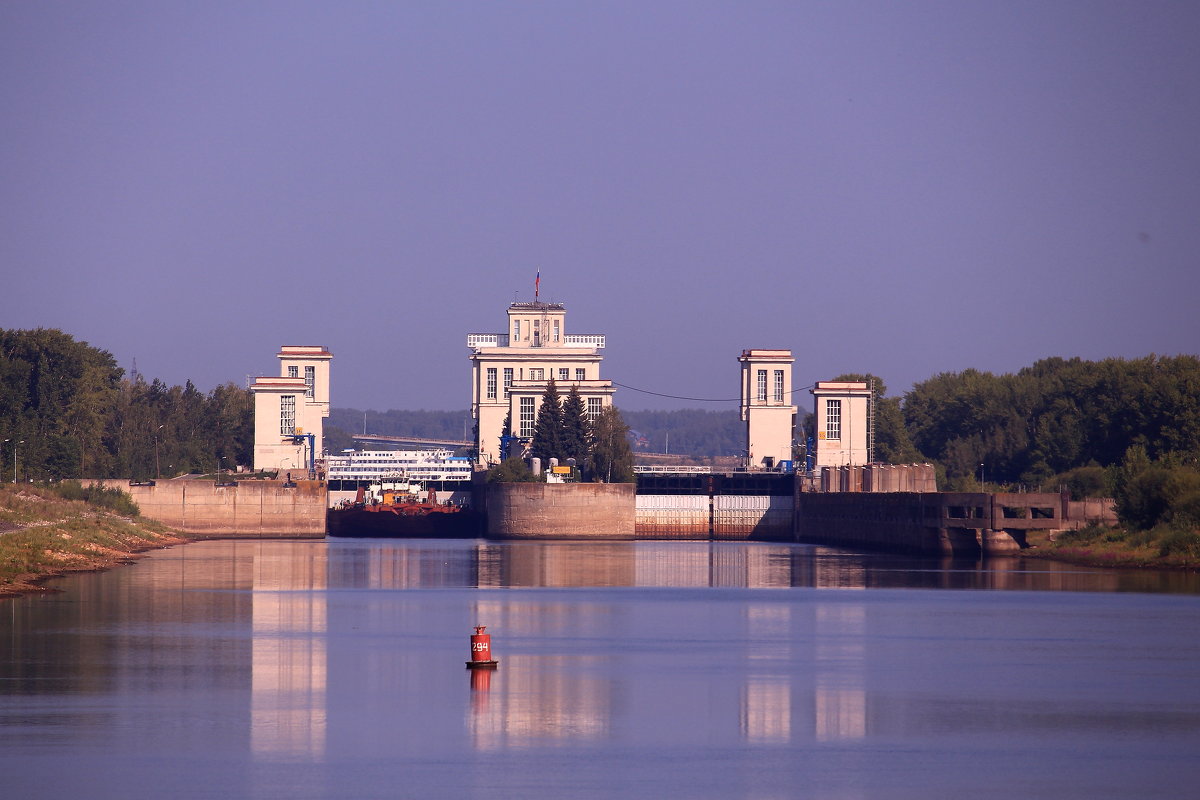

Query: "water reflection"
<box><xmin>3</xmin><ymin>539</ymin><xmax>1199</xmax><ymax>800</ymax></box>
<box><xmin>813</xmin><ymin>604</ymin><xmax>866</xmax><ymax>742</ymax></box>
<box><xmin>250</xmin><ymin>545</ymin><xmax>327</xmax><ymax>760</ymax></box>
<box><xmin>321</xmin><ymin>539</ymin><xmax>1200</xmax><ymax>593</ymax></box>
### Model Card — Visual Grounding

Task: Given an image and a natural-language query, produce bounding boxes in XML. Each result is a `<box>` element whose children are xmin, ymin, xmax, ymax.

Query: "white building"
<box><xmin>738</xmin><ymin>349</ymin><xmax>797</xmax><ymax>469</ymax></box>
<box><xmin>251</xmin><ymin>346</ymin><xmax>332</xmax><ymax>473</ymax></box>
<box><xmin>810</xmin><ymin>381</ymin><xmax>871</xmax><ymax>468</ymax></box>
<box><xmin>468</xmin><ymin>301</ymin><xmax>614</xmax><ymax>465</ymax></box>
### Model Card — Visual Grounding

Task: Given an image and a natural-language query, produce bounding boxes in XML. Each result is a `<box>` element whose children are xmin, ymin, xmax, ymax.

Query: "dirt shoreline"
<box><xmin>1</xmin><ymin>485</ymin><xmax>191</xmax><ymax>598</ymax></box>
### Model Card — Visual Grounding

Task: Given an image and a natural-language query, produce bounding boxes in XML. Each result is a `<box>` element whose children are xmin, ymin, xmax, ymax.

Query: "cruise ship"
<box><xmin>325</xmin><ymin>449</ymin><xmax>473</xmax><ymax>488</ymax></box>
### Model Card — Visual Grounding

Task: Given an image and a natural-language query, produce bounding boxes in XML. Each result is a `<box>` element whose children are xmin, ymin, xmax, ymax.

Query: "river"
<box><xmin>3</xmin><ymin>539</ymin><xmax>1199</xmax><ymax>799</ymax></box>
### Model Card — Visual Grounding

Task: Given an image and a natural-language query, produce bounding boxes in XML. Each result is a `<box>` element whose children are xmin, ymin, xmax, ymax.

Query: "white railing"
<box><xmin>564</xmin><ymin>334</ymin><xmax>605</xmax><ymax>348</ymax></box>
<box><xmin>467</xmin><ymin>333</ymin><xmax>605</xmax><ymax>349</ymax></box>
<box><xmin>633</xmin><ymin>465</ymin><xmax>712</xmax><ymax>474</ymax></box>
<box><xmin>467</xmin><ymin>334</ymin><xmax>509</xmax><ymax>348</ymax></box>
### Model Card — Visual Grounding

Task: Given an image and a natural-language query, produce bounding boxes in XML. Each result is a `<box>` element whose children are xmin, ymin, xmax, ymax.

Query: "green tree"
<box><xmin>485</xmin><ymin>456</ymin><xmax>539</xmax><ymax>483</ymax></box>
<box><xmin>530</xmin><ymin>379</ymin><xmax>564</xmax><ymax>462</ymax></box>
<box><xmin>588</xmin><ymin>406</ymin><xmax>634</xmax><ymax>482</ymax></box>
<box><xmin>560</xmin><ymin>386</ymin><xmax>590</xmax><ymax>465</ymax></box>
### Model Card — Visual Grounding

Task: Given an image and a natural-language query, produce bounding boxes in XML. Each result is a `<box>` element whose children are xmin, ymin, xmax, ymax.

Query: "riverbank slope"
<box><xmin>0</xmin><ymin>484</ymin><xmax>187</xmax><ymax>597</ymax></box>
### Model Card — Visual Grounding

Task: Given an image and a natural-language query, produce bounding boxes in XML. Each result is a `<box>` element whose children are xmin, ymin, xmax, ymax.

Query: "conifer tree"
<box><xmin>530</xmin><ymin>378</ymin><xmax>564</xmax><ymax>462</ymax></box>
<box><xmin>560</xmin><ymin>386</ymin><xmax>590</xmax><ymax>466</ymax></box>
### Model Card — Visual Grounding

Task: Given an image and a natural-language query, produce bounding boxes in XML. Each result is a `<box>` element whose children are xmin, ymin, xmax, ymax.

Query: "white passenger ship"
<box><xmin>325</xmin><ymin>449</ymin><xmax>473</xmax><ymax>483</ymax></box>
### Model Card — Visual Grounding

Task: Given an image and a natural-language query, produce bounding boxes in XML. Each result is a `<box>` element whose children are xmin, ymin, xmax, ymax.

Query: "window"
<box><xmin>519</xmin><ymin>397</ymin><xmax>535</xmax><ymax>437</ymax></box>
<box><xmin>530</xmin><ymin>368</ymin><xmax>544</xmax><ymax>380</ymax></box>
<box><xmin>757</xmin><ymin>370</ymin><xmax>767</xmax><ymax>402</ymax></box>
<box><xmin>587</xmin><ymin>397</ymin><xmax>603</xmax><ymax>421</ymax></box>
<box><xmin>559</xmin><ymin>368</ymin><xmax>569</xmax><ymax>381</ymax></box>
<box><xmin>533</xmin><ymin>319</ymin><xmax>541</xmax><ymax>347</ymax></box>
<box><xmin>305</xmin><ymin>366</ymin><xmax>315</xmax><ymax>398</ymax></box>
<box><xmin>553</xmin><ymin>320</ymin><xmax>561</xmax><ymax>342</ymax></box>
<box><xmin>280</xmin><ymin>395</ymin><xmax>296</xmax><ymax>436</ymax></box>
<box><xmin>287</xmin><ymin>366</ymin><xmax>298</xmax><ymax>378</ymax></box>
<box><xmin>826</xmin><ymin>399</ymin><xmax>841</xmax><ymax>440</ymax></box>
<box><xmin>512</xmin><ymin>319</ymin><xmax>520</xmax><ymax>341</ymax></box>
<box><xmin>486</xmin><ymin>368</ymin><xmax>497</xmax><ymax>400</ymax></box>
<box><xmin>503</xmin><ymin>368</ymin><xmax>513</xmax><ymax>397</ymax></box>
<box><xmin>773</xmin><ymin>370</ymin><xmax>784</xmax><ymax>403</ymax></box>
<box><xmin>575</xmin><ymin>368</ymin><xmax>586</xmax><ymax>381</ymax></box>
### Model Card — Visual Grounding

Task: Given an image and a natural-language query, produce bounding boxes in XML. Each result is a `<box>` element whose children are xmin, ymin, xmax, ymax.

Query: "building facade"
<box><xmin>251</xmin><ymin>346</ymin><xmax>332</xmax><ymax>473</ymax></box>
<box><xmin>468</xmin><ymin>301</ymin><xmax>614</xmax><ymax>465</ymax></box>
<box><xmin>810</xmin><ymin>380</ymin><xmax>871</xmax><ymax>468</ymax></box>
<box><xmin>738</xmin><ymin>349</ymin><xmax>797</xmax><ymax>469</ymax></box>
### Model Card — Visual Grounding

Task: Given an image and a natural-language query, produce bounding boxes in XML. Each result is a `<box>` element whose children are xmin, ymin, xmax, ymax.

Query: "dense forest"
<box><xmin>1</xmin><ymin>329</ymin><xmax>253</xmax><ymax>480</ymax></box>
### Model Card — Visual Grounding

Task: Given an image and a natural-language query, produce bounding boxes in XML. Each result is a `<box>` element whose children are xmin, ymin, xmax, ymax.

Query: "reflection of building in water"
<box><xmin>634</xmin><ymin>543</ymin><xmax>795</xmax><ymax>588</ymax></box>
<box><xmin>813</xmin><ymin>603</ymin><xmax>866</xmax><ymax>741</ymax></box>
<box><xmin>251</xmin><ymin>544</ymin><xmax>328</xmax><ymax>758</ymax></box>
<box><xmin>742</xmin><ymin>679</ymin><xmax>791</xmax><ymax>743</ymax></box>
<box><xmin>741</xmin><ymin>605</ymin><xmax>794</xmax><ymax>742</ymax></box>
<box><xmin>467</xmin><ymin>599</ymin><xmax>611</xmax><ymax>750</ymax></box>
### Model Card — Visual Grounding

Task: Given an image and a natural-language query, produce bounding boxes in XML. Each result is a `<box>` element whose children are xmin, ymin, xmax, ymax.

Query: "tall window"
<box><xmin>553</xmin><ymin>320</ymin><xmax>561</xmax><ymax>342</ymax></box>
<box><xmin>773</xmin><ymin>370</ymin><xmax>784</xmax><ymax>403</ymax></box>
<box><xmin>280</xmin><ymin>395</ymin><xmax>296</xmax><ymax>435</ymax></box>
<box><xmin>486</xmin><ymin>368</ymin><xmax>497</xmax><ymax>400</ymax></box>
<box><xmin>558</xmin><ymin>368</ymin><xmax>569</xmax><ymax>381</ymax></box>
<box><xmin>503</xmin><ymin>368</ymin><xmax>513</xmax><ymax>398</ymax></box>
<box><xmin>756</xmin><ymin>370</ymin><xmax>767</xmax><ymax>402</ymax></box>
<box><xmin>512</xmin><ymin>319</ymin><xmax>520</xmax><ymax>341</ymax></box>
<box><xmin>305</xmin><ymin>366</ymin><xmax>315</xmax><ymax>398</ymax></box>
<box><xmin>519</xmin><ymin>397</ymin><xmax>535</xmax><ymax>437</ymax></box>
<box><xmin>575</xmin><ymin>368</ymin><xmax>586</xmax><ymax>381</ymax></box>
<box><xmin>287</xmin><ymin>366</ymin><xmax>298</xmax><ymax>378</ymax></box>
<box><xmin>826</xmin><ymin>399</ymin><xmax>841</xmax><ymax>440</ymax></box>
<box><xmin>587</xmin><ymin>397</ymin><xmax>603</xmax><ymax>421</ymax></box>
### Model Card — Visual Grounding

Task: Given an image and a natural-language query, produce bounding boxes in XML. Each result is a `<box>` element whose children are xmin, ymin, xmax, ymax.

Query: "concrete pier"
<box><xmin>97</xmin><ymin>479</ymin><xmax>326</xmax><ymax>538</ymax></box>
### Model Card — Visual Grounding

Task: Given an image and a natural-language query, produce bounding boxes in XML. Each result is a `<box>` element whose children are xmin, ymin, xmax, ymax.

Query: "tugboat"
<box><xmin>326</xmin><ymin>480</ymin><xmax>484</xmax><ymax>538</ymax></box>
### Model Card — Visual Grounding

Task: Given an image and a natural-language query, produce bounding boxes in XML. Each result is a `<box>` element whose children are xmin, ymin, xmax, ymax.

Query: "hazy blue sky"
<box><xmin>4</xmin><ymin>1</ymin><xmax>1197</xmax><ymax>412</ymax></box>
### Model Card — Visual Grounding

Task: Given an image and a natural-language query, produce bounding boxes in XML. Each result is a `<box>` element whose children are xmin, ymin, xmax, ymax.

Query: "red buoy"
<box><xmin>467</xmin><ymin>625</ymin><xmax>498</xmax><ymax>668</ymax></box>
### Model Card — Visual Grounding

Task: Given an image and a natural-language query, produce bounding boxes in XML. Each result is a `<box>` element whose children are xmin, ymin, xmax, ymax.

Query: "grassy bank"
<box><xmin>1025</xmin><ymin>524</ymin><xmax>1200</xmax><ymax>570</ymax></box>
<box><xmin>0</xmin><ymin>483</ymin><xmax>187</xmax><ymax>597</ymax></box>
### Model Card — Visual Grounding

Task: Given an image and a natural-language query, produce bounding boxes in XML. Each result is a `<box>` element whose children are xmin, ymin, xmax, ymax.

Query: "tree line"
<box><xmin>1</xmin><ymin>329</ymin><xmax>253</xmax><ymax>481</ymax></box>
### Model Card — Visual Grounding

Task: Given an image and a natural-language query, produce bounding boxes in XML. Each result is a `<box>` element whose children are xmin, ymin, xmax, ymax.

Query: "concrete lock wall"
<box><xmin>97</xmin><ymin>479</ymin><xmax>327</xmax><ymax>537</ymax></box>
<box><xmin>487</xmin><ymin>482</ymin><xmax>635</xmax><ymax>538</ymax></box>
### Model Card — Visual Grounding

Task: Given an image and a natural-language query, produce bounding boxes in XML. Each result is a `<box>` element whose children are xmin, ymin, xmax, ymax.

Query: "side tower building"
<box><xmin>468</xmin><ymin>301</ymin><xmax>614</xmax><ymax>465</ymax></box>
<box><xmin>738</xmin><ymin>349</ymin><xmax>797</xmax><ymax>469</ymax></box>
<box><xmin>251</xmin><ymin>345</ymin><xmax>332</xmax><ymax>474</ymax></box>
<box><xmin>810</xmin><ymin>380</ymin><xmax>871</xmax><ymax>468</ymax></box>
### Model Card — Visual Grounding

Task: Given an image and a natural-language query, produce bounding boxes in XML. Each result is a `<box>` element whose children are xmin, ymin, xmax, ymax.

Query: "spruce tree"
<box><xmin>530</xmin><ymin>378</ymin><xmax>564</xmax><ymax>462</ymax></box>
<box><xmin>560</xmin><ymin>386</ymin><xmax>590</xmax><ymax>466</ymax></box>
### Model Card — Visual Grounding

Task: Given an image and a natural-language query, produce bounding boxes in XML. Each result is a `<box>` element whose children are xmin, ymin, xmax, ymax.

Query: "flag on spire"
<box><xmin>535</xmin><ymin>269</ymin><xmax>540</xmax><ymax>301</ymax></box>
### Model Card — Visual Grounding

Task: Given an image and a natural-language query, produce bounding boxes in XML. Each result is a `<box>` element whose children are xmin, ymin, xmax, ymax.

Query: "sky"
<box><xmin>3</xmin><ymin>1</ymin><xmax>1198</xmax><ymax>413</ymax></box>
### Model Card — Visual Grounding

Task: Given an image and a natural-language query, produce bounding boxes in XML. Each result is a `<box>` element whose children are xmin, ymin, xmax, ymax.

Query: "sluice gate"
<box><xmin>634</xmin><ymin>472</ymin><xmax>794</xmax><ymax>540</ymax></box>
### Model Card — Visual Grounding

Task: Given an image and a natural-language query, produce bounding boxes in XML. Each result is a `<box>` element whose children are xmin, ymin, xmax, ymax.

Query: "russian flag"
<box><xmin>535</xmin><ymin>269</ymin><xmax>540</xmax><ymax>300</ymax></box>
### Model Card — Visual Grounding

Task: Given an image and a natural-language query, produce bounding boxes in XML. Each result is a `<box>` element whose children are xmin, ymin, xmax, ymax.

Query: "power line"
<box><xmin>611</xmin><ymin>381</ymin><xmax>816</xmax><ymax>403</ymax></box>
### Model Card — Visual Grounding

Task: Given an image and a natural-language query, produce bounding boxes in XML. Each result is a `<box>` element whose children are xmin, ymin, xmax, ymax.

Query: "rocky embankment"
<box><xmin>0</xmin><ymin>485</ymin><xmax>186</xmax><ymax>597</ymax></box>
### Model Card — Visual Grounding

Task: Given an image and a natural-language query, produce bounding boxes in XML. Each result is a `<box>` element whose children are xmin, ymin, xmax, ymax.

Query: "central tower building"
<box><xmin>468</xmin><ymin>301</ymin><xmax>614</xmax><ymax>465</ymax></box>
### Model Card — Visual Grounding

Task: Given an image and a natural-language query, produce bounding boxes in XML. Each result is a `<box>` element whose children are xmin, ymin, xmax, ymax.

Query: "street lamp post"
<box><xmin>979</xmin><ymin>463</ymin><xmax>985</xmax><ymax>492</ymax></box>
<box><xmin>155</xmin><ymin>425</ymin><xmax>163</xmax><ymax>479</ymax></box>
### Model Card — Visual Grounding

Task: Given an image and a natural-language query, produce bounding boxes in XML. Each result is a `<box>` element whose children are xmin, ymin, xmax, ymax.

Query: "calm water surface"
<box><xmin>2</xmin><ymin>539</ymin><xmax>1199</xmax><ymax>799</ymax></box>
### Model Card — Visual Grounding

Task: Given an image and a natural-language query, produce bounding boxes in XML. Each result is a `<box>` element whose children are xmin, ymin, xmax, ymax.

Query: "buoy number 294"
<box><xmin>473</xmin><ymin>643</ymin><xmax>489</xmax><ymax>652</ymax></box>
